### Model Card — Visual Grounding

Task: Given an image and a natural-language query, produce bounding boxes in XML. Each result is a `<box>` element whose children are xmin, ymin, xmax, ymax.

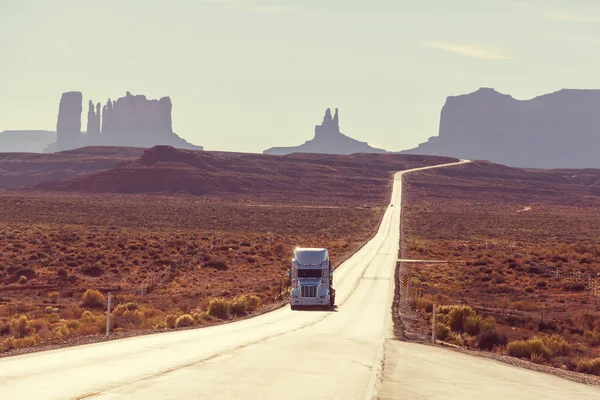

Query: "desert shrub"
<box><xmin>175</xmin><ymin>314</ymin><xmax>195</xmax><ymax>328</ymax></box>
<box><xmin>2</xmin><ymin>334</ymin><xmax>40</xmax><ymax>351</ymax></box>
<box><xmin>113</xmin><ymin>302</ymin><xmax>139</xmax><ymax>316</ymax></box>
<box><xmin>239</xmin><ymin>294</ymin><xmax>260</xmax><ymax>312</ymax></box>
<box><xmin>165</xmin><ymin>314</ymin><xmax>178</xmax><ymax>329</ymax></box>
<box><xmin>506</xmin><ymin>335</ymin><xmax>569</xmax><ymax>360</ymax></box>
<box><xmin>0</xmin><ymin>320</ymin><xmax>10</xmax><ymax>336</ymax></box>
<box><xmin>119</xmin><ymin>309</ymin><xmax>143</xmax><ymax>327</ymax></box>
<box><xmin>154</xmin><ymin>321</ymin><xmax>168</xmax><ymax>330</ymax></box>
<box><xmin>192</xmin><ymin>312</ymin><xmax>213</xmax><ymax>323</ymax></box>
<box><xmin>536</xmin><ymin>281</ymin><xmax>547</xmax><ymax>289</ymax></box>
<box><xmin>208</xmin><ymin>298</ymin><xmax>230</xmax><ymax>319</ymax></box>
<box><xmin>478</xmin><ymin>329</ymin><xmax>507</xmax><ymax>350</ymax></box>
<box><xmin>446</xmin><ymin>332</ymin><xmax>464</xmax><ymax>347</ymax></box>
<box><xmin>579</xmin><ymin>312</ymin><xmax>600</xmax><ymax>332</ymax></box>
<box><xmin>48</xmin><ymin>291</ymin><xmax>60</xmax><ymax>304</ymax></box>
<box><xmin>57</xmin><ymin>268</ymin><xmax>68</xmax><ymax>278</ymax></box>
<box><xmin>66</xmin><ymin>320</ymin><xmax>79</xmax><ymax>330</ymax></box>
<box><xmin>18</xmin><ymin>276</ymin><xmax>27</xmax><ymax>284</ymax></box>
<box><xmin>203</xmin><ymin>259</ymin><xmax>228</xmax><ymax>271</ymax></box>
<box><xmin>564</xmin><ymin>283</ymin><xmax>586</xmax><ymax>292</ymax></box>
<box><xmin>480</xmin><ymin>316</ymin><xmax>497</xmax><ymax>332</ymax></box>
<box><xmin>82</xmin><ymin>289</ymin><xmax>105</xmax><ymax>308</ymax></box>
<box><xmin>447</xmin><ymin>305</ymin><xmax>477</xmax><ymax>332</ymax></box>
<box><xmin>45</xmin><ymin>312</ymin><xmax>60</xmax><ymax>323</ymax></box>
<box><xmin>81</xmin><ymin>264</ymin><xmax>104</xmax><ymax>277</ymax></box>
<box><xmin>10</xmin><ymin>315</ymin><xmax>32</xmax><ymax>339</ymax></box>
<box><xmin>435</xmin><ymin>322</ymin><xmax>450</xmax><ymax>341</ymax></box>
<box><xmin>61</xmin><ymin>306</ymin><xmax>83</xmax><ymax>319</ymax></box>
<box><xmin>230</xmin><ymin>297</ymin><xmax>248</xmax><ymax>316</ymax></box>
<box><xmin>576</xmin><ymin>358</ymin><xmax>600</xmax><ymax>375</ymax></box>
<box><xmin>54</xmin><ymin>326</ymin><xmax>71</xmax><ymax>339</ymax></box>
<box><xmin>543</xmin><ymin>334</ymin><xmax>570</xmax><ymax>356</ymax></box>
<box><xmin>29</xmin><ymin>319</ymin><xmax>49</xmax><ymax>332</ymax></box>
<box><xmin>527</xmin><ymin>265</ymin><xmax>544</xmax><ymax>274</ymax></box>
<box><xmin>80</xmin><ymin>311</ymin><xmax>95</xmax><ymax>323</ymax></box>
<box><xmin>464</xmin><ymin>315</ymin><xmax>481</xmax><ymax>336</ymax></box>
<box><xmin>507</xmin><ymin>337</ymin><xmax>550</xmax><ymax>360</ymax></box>
<box><xmin>13</xmin><ymin>267</ymin><xmax>37</xmax><ymax>280</ymax></box>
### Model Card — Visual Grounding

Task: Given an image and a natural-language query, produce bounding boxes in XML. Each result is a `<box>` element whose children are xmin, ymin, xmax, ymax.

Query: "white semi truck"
<box><xmin>288</xmin><ymin>247</ymin><xmax>335</xmax><ymax>309</ymax></box>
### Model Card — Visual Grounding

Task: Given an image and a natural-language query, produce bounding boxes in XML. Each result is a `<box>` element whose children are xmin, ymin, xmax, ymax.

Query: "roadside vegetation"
<box><xmin>0</xmin><ymin>193</ymin><xmax>386</xmax><ymax>354</ymax></box>
<box><xmin>0</xmin><ymin>152</ymin><xmax>456</xmax><ymax>354</ymax></box>
<box><xmin>402</xmin><ymin>161</ymin><xmax>600</xmax><ymax>376</ymax></box>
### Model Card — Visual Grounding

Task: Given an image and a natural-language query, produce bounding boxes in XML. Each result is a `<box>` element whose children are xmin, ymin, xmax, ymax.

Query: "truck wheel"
<box><xmin>330</xmin><ymin>295</ymin><xmax>335</xmax><ymax>307</ymax></box>
<box><xmin>290</xmin><ymin>305</ymin><xmax>297</xmax><ymax>310</ymax></box>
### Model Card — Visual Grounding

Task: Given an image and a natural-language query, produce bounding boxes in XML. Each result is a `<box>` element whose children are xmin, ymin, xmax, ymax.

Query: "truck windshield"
<box><xmin>297</xmin><ymin>269</ymin><xmax>322</xmax><ymax>278</ymax></box>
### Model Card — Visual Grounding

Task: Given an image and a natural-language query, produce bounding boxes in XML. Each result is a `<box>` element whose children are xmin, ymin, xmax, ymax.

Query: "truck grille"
<box><xmin>301</xmin><ymin>285</ymin><xmax>317</xmax><ymax>298</ymax></box>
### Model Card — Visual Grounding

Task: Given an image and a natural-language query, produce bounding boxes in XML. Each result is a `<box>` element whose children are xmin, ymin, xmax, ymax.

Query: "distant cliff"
<box><xmin>264</xmin><ymin>108</ymin><xmax>386</xmax><ymax>155</ymax></box>
<box><xmin>45</xmin><ymin>91</ymin><xmax>202</xmax><ymax>153</ymax></box>
<box><xmin>0</xmin><ymin>131</ymin><xmax>57</xmax><ymax>153</ymax></box>
<box><xmin>402</xmin><ymin>88</ymin><xmax>600</xmax><ymax>169</ymax></box>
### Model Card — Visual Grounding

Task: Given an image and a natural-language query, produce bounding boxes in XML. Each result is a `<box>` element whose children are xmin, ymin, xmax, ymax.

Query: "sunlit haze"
<box><xmin>3</xmin><ymin>0</ymin><xmax>600</xmax><ymax>152</ymax></box>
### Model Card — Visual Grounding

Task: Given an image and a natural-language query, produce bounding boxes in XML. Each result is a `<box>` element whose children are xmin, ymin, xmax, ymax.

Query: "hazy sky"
<box><xmin>3</xmin><ymin>0</ymin><xmax>600</xmax><ymax>152</ymax></box>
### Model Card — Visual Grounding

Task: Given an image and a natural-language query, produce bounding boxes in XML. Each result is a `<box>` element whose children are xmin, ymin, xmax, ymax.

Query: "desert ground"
<box><xmin>400</xmin><ymin>161</ymin><xmax>600</xmax><ymax>376</ymax></box>
<box><xmin>0</xmin><ymin>147</ymin><xmax>456</xmax><ymax>355</ymax></box>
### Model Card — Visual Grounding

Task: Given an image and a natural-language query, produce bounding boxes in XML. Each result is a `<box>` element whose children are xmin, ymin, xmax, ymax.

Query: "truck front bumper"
<box><xmin>290</xmin><ymin>298</ymin><xmax>329</xmax><ymax>306</ymax></box>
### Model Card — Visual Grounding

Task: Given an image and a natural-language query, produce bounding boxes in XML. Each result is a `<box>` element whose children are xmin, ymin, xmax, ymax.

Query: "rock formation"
<box><xmin>56</xmin><ymin>91</ymin><xmax>83</xmax><ymax>151</ymax></box>
<box><xmin>45</xmin><ymin>91</ymin><xmax>202</xmax><ymax>152</ymax></box>
<box><xmin>402</xmin><ymin>88</ymin><xmax>600</xmax><ymax>168</ymax></box>
<box><xmin>264</xmin><ymin>108</ymin><xmax>386</xmax><ymax>155</ymax></box>
<box><xmin>100</xmin><ymin>92</ymin><xmax>175</xmax><ymax>146</ymax></box>
<box><xmin>86</xmin><ymin>101</ymin><xmax>101</xmax><ymax>137</ymax></box>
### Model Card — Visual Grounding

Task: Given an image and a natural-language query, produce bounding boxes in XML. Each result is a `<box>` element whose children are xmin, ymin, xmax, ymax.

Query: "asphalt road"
<box><xmin>2</xmin><ymin>160</ymin><xmax>599</xmax><ymax>400</ymax></box>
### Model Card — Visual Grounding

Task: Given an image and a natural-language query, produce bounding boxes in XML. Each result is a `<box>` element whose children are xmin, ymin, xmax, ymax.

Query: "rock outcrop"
<box><xmin>56</xmin><ymin>91</ymin><xmax>83</xmax><ymax>151</ymax></box>
<box><xmin>264</xmin><ymin>108</ymin><xmax>386</xmax><ymax>155</ymax></box>
<box><xmin>402</xmin><ymin>88</ymin><xmax>600</xmax><ymax>168</ymax></box>
<box><xmin>46</xmin><ymin>91</ymin><xmax>202</xmax><ymax>152</ymax></box>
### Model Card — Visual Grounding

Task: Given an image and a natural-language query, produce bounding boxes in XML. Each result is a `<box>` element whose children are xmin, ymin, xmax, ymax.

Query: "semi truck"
<box><xmin>288</xmin><ymin>247</ymin><xmax>335</xmax><ymax>310</ymax></box>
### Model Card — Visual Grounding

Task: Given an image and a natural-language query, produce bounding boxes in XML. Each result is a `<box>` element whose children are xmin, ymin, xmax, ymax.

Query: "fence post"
<box><xmin>106</xmin><ymin>292</ymin><xmax>112</xmax><ymax>336</ymax></box>
<box><xmin>431</xmin><ymin>304</ymin><xmax>436</xmax><ymax>345</ymax></box>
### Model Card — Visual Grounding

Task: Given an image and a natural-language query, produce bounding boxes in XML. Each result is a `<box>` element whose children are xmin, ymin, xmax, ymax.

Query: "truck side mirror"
<box><xmin>286</xmin><ymin>270</ymin><xmax>290</xmax><ymax>278</ymax></box>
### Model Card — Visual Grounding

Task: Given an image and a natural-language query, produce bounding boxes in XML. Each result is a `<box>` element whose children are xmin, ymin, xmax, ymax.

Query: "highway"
<box><xmin>2</xmin><ymin>160</ymin><xmax>600</xmax><ymax>399</ymax></box>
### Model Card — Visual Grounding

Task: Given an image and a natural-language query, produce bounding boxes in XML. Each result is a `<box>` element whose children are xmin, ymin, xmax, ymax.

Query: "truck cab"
<box><xmin>288</xmin><ymin>247</ymin><xmax>335</xmax><ymax>310</ymax></box>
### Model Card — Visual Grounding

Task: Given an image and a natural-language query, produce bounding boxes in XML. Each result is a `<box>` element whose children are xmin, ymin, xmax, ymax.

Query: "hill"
<box><xmin>0</xmin><ymin>146</ymin><xmax>144</xmax><ymax>189</ymax></box>
<box><xmin>33</xmin><ymin>145</ymin><xmax>456</xmax><ymax>204</ymax></box>
<box><xmin>403</xmin><ymin>88</ymin><xmax>600</xmax><ymax>168</ymax></box>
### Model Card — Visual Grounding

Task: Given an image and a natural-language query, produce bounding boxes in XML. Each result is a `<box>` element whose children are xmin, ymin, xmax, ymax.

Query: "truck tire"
<box><xmin>329</xmin><ymin>294</ymin><xmax>335</xmax><ymax>307</ymax></box>
<box><xmin>290</xmin><ymin>304</ymin><xmax>297</xmax><ymax>310</ymax></box>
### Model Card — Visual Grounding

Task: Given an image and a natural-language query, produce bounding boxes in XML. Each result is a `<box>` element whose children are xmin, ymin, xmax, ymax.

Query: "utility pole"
<box><xmin>431</xmin><ymin>304</ymin><xmax>436</xmax><ymax>345</ymax></box>
<box><xmin>106</xmin><ymin>293</ymin><xmax>112</xmax><ymax>336</ymax></box>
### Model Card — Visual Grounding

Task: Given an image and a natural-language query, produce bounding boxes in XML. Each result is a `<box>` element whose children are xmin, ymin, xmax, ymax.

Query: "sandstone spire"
<box><xmin>86</xmin><ymin>100</ymin><xmax>100</xmax><ymax>136</ymax></box>
<box><xmin>332</xmin><ymin>108</ymin><xmax>339</xmax><ymax>129</ymax></box>
<box><xmin>56</xmin><ymin>91</ymin><xmax>82</xmax><ymax>149</ymax></box>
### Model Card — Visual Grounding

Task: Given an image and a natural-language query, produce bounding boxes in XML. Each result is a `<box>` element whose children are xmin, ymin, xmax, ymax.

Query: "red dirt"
<box><xmin>400</xmin><ymin>160</ymin><xmax>600</xmax><ymax>375</ymax></box>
